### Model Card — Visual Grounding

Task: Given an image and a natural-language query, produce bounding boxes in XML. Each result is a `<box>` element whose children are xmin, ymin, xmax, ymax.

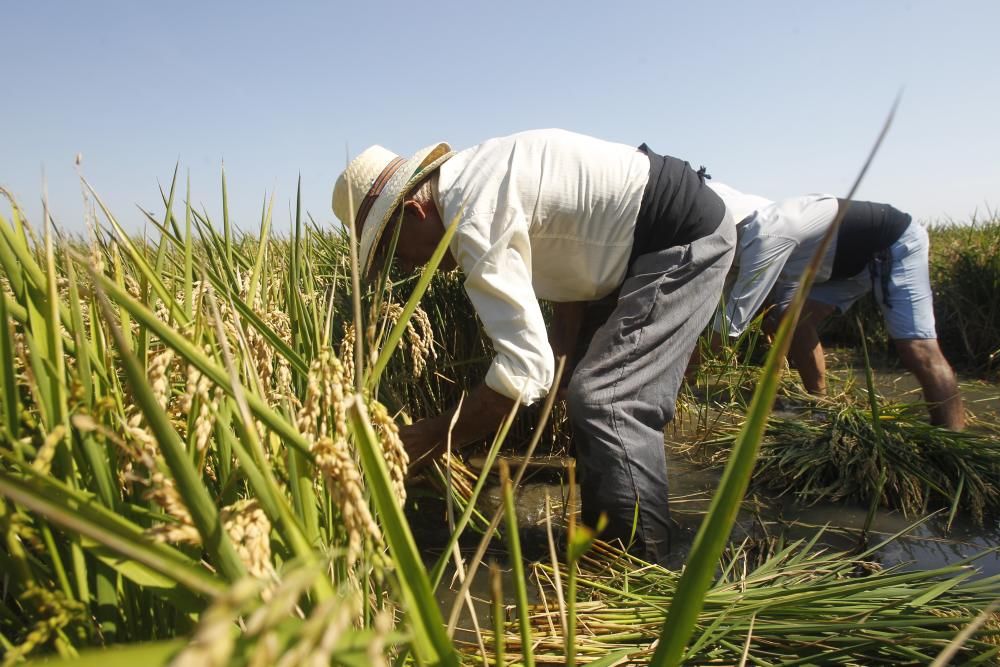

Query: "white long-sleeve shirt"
<box><xmin>709</xmin><ymin>184</ymin><xmax>839</xmax><ymax>337</ymax></box>
<box><xmin>708</xmin><ymin>182</ymin><xmax>774</xmax><ymax>227</ymax></box>
<box><xmin>434</xmin><ymin>129</ymin><xmax>650</xmax><ymax>404</ymax></box>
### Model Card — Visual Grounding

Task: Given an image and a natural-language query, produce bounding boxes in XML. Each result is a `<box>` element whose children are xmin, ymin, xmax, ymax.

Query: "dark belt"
<box><xmin>869</xmin><ymin>249</ymin><xmax>894</xmax><ymax>310</ymax></box>
<box><xmin>630</xmin><ymin>143</ymin><xmax>725</xmax><ymax>266</ymax></box>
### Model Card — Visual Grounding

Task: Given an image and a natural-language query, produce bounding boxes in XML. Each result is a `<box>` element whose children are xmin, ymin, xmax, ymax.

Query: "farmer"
<box><xmin>333</xmin><ymin>129</ymin><xmax>736</xmax><ymax>563</ymax></box>
<box><xmin>704</xmin><ymin>182</ymin><xmax>964</xmax><ymax>430</ymax></box>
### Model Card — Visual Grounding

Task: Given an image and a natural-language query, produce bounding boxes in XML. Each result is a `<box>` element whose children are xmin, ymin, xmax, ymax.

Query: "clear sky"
<box><xmin>4</xmin><ymin>0</ymin><xmax>998</xmax><ymax>235</ymax></box>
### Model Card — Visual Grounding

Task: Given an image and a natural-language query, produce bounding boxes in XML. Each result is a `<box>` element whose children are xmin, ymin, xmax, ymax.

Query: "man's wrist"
<box><xmin>429</xmin><ymin>413</ymin><xmax>452</xmax><ymax>449</ymax></box>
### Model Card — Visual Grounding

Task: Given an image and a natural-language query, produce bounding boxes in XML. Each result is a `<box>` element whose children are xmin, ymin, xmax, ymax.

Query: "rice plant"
<box><xmin>0</xmin><ymin>178</ymin><xmax>460</xmax><ymax>664</ymax></box>
<box><xmin>480</xmin><ymin>536</ymin><xmax>1000</xmax><ymax>665</ymax></box>
<box><xmin>690</xmin><ymin>388</ymin><xmax>1000</xmax><ymax>524</ymax></box>
<box><xmin>927</xmin><ymin>214</ymin><xmax>1000</xmax><ymax>375</ymax></box>
<box><xmin>2</xmin><ymin>136</ymin><xmax>998</xmax><ymax>666</ymax></box>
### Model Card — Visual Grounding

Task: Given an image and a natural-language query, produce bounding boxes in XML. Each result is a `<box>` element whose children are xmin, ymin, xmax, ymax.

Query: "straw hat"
<box><xmin>332</xmin><ymin>141</ymin><xmax>454</xmax><ymax>275</ymax></box>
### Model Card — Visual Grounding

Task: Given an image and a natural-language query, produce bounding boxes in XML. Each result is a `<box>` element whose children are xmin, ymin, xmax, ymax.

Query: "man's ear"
<box><xmin>401</xmin><ymin>198</ymin><xmax>428</xmax><ymax>222</ymax></box>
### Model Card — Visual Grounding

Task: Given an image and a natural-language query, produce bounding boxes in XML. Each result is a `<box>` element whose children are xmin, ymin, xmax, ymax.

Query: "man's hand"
<box><xmin>398</xmin><ymin>417</ymin><xmax>448</xmax><ymax>471</ymax></box>
<box><xmin>399</xmin><ymin>384</ymin><xmax>517</xmax><ymax>474</ymax></box>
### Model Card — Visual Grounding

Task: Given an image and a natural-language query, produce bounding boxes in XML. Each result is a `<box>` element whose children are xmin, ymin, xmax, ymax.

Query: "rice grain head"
<box><xmin>312</xmin><ymin>435</ymin><xmax>382</xmax><ymax>564</ymax></box>
<box><xmin>3</xmin><ymin>585</ymin><xmax>87</xmax><ymax>667</ymax></box>
<box><xmin>221</xmin><ymin>499</ymin><xmax>273</xmax><ymax>580</ymax></box>
<box><xmin>368</xmin><ymin>400</ymin><xmax>408</xmax><ymax>504</ymax></box>
<box><xmin>144</xmin><ymin>472</ymin><xmax>201</xmax><ymax>545</ymax></box>
<box><xmin>297</xmin><ymin>352</ymin><xmax>382</xmax><ymax>563</ymax></box>
<box><xmin>169</xmin><ymin>578</ymin><xmax>261</xmax><ymax>667</ymax></box>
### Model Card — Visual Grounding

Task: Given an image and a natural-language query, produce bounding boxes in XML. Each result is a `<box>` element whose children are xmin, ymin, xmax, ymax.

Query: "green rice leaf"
<box><xmin>82</xmin><ymin>177</ymin><xmax>189</xmax><ymax>327</ymax></box>
<box><xmin>430</xmin><ymin>399</ymin><xmax>520</xmax><ymax>589</ymax></box>
<box><xmin>222</xmin><ymin>163</ymin><xmax>233</xmax><ymax>265</ymax></box>
<box><xmin>650</xmin><ymin>97</ymin><xmax>901</xmax><ymax>667</ymax></box>
<box><xmin>184</xmin><ymin>172</ymin><xmax>194</xmax><ymax>320</ymax></box>
<box><xmin>365</xmin><ymin>212</ymin><xmax>460</xmax><ymax>389</ymax></box>
<box><xmin>27</xmin><ymin>639</ymin><xmax>186</xmax><ymax>666</ymax></box>
<box><xmin>500</xmin><ymin>461</ymin><xmax>534</xmax><ymax>667</ymax></box>
<box><xmin>83</xmin><ymin>265</ymin><xmax>312</xmax><ymax>457</ymax></box>
<box><xmin>244</xmin><ymin>191</ymin><xmax>274</xmax><ymax>308</ymax></box>
<box><xmin>583</xmin><ymin>649</ymin><xmax>636</xmax><ymax>666</ymax></box>
<box><xmin>346</xmin><ymin>397</ymin><xmax>459</xmax><ymax>667</ymax></box>
<box><xmin>0</xmin><ymin>292</ymin><xmax>20</xmax><ymax>440</ymax></box>
<box><xmin>0</xmin><ymin>468</ymin><xmax>221</xmax><ymax>598</ymax></box>
<box><xmin>94</xmin><ymin>286</ymin><xmax>247</xmax><ymax>581</ymax></box>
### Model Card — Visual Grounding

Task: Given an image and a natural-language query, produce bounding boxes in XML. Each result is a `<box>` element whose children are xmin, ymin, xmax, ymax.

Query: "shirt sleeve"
<box><xmin>452</xmin><ymin>211</ymin><xmax>555</xmax><ymax>405</ymax></box>
<box><xmin>713</xmin><ymin>228</ymin><xmax>797</xmax><ymax>337</ymax></box>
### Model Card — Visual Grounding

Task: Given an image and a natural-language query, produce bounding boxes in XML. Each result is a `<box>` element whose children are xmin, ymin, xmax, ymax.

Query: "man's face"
<box><xmin>374</xmin><ymin>200</ymin><xmax>456</xmax><ymax>275</ymax></box>
<box><xmin>394</xmin><ymin>213</ymin><xmax>431</xmax><ymax>274</ymax></box>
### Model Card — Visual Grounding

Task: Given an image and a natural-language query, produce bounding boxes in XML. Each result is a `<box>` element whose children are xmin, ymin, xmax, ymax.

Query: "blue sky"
<box><xmin>4</xmin><ymin>1</ymin><xmax>998</xmax><ymax>234</ymax></box>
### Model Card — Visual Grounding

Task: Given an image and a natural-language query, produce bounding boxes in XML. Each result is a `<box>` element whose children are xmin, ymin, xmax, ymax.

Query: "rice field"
<box><xmin>2</xmin><ymin>176</ymin><xmax>999</xmax><ymax>666</ymax></box>
<box><xmin>681</xmin><ymin>385</ymin><xmax>1000</xmax><ymax>525</ymax></box>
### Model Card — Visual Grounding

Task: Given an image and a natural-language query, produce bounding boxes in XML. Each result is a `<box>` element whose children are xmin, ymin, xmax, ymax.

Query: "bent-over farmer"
<box><xmin>706</xmin><ymin>183</ymin><xmax>964</xmax><ymax>430</ymax></box>
<box><xmin>333</xmin><ymin>129</ymin><xmax>736</xmax><ymax>563</ymax></box>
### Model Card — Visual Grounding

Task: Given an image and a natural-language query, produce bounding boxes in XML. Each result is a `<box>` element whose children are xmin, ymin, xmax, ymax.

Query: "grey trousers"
<box><xmin>566</xmin><ymin>218</ymin><xmax>736</xmax><ymax>564</ymax></box>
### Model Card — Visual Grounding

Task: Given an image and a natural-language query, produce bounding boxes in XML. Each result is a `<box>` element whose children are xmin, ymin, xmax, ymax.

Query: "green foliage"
<box><xmin>695</xmin><ymin>390</ymin><xmax>1000</xmax><ymax>524</ymax></box>
<box><xmin>928</xmin><ymin>215</ymin><xmax>1000</xmax><ymax>375</ymax></box>
<box><xmin>484</xmin><ymin>538</ymin><xmax>1000</xmax><ymax>665</ymax></box>
<box><xmin>0</xmin><ymin>182</ymin><xmax>457</xmax><ymax>663</ymax></box>
<box><xmin>1</xmin><ymin>166</ymin><xmax>997</xmax><ymax>667</ymax></box>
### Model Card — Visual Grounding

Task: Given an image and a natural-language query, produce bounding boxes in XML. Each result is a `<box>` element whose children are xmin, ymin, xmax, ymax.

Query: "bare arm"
<box><xmin>548</xmin><ymin>301</ymin><xmax>586</xmax><ymax>392</ymax></box>
<box><xmin>783</xmin><ymin>301</ymin><xmax>835</xmax><ymax>395</ymax></box>
<box><xmin>399</xmin><ymin>383</ymin><xmax>516</xmax><ymax>471</ymax></box>
<box><xmin>788</xmin><ymin>321</ymin><xmax>827</xmax><ymax>394</ymax></box>
<box><xmin>399</xmin><ymin>301</ymin><xmax>584</xmax><ymax>470</ymax></box>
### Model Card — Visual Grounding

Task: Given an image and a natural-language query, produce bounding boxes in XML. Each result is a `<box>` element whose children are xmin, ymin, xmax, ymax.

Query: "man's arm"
<box><xmin>548</xmin><ymin>301</ymin><xmax>586</xmax><ymax>391</ymax></box>
<box><xmin>402</xmin><ymin>207</ymin><xmax>552</xmax><ymax>470</ymax></box>
<box><xmin>771</xmin><ymin>298</ymin><xmax>835</xmax><ymax>395</ymax></box>
<box><xmin>787</xmin><ymin>319</ymin><xmax>828</xmax><ymax>394</ymax></box>
<box><xmin>399</xmin><ymin>383</ymin><xmax>516</xmax><ymax>470</ymax></box>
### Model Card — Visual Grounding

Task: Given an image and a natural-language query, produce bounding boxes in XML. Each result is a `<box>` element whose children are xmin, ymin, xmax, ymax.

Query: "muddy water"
<box><xmin>422</xmin><ymin>363</ymin><xmax>1000</xmax><ymax>630</ymax></box>
<box><xmin>450</xmin><ymin>448</ymin><xmax>1000</xmax><ymax>579</ymax></box>
<box><xmin>656</xmin><ymin>363</ymin><xmax>1000</xmax><ymax>573</ymax></box>
<box><xmin>665</xmin><ymin>455</ymin><xmax>1000</xmax><ymax>575</ymax></box>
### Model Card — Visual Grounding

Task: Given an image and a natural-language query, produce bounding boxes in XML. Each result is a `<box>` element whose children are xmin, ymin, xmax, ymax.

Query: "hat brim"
<box><xmin>358</xmin><ymin>142</ymin><xmax>454</xmax><ymax>277</ymax></box>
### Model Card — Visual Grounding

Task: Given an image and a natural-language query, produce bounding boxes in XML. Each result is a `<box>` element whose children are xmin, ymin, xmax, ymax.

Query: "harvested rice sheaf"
<box><xmin>695</xmin><ymin>395</ymin><xmax>1000</xmax><ymax>523</ymax></box>
<box><xmin>475</xmin><ymin>539</ymin><xmax>1000</xmax><ymax>665</ymax></box>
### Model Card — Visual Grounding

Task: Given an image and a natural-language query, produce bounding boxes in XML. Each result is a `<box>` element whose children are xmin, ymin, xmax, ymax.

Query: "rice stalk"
<box><xmin>472</xmin><ymin>537</ymin><xmax>1000</xmax><ymax>665</ymax></box>
<box><xmin>650</xmin><ymin>96</ymin><xmax>903</xmax><ymax>666</ymax></box>
<box><xmin>2</xmin><ymin>157</ymin><xmax>997</xmax><ymax>667</ymax></box>
<box><xmin>693</xmin><ymin>390</ymin><xmax>1000</xmax><ymax>523</ymax></box>
<box><xmin>0</xmin><ymin>180</ymin><xmax>460</xmax><ymax>662</ymax></box>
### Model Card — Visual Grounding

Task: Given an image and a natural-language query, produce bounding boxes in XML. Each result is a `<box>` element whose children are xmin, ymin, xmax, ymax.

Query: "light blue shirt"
<box><xmin>709</xmin><ymin>184</ymin><xmax>840</xmax><ymax>337</ymax></box>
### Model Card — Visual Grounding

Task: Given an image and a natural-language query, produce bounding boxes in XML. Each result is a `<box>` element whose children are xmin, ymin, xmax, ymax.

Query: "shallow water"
<box><xmin>419</xmin><ymin>361</ymin><xmax>1000</xmax><ymax>630</ymax></box>
<box><xmin>665</xmin><ymin>454</ymin><xmax>1000</xmax><ymax>576</ymax></box>
<box><xmin>671</xmin><ymin>361</ymin><xmax>1000</xmax><ymax>575</ymax></box>
<box><xmin>438</xmin><ymin>451</ymin><xmax>1000</xmax><ymax>579</ymax></box>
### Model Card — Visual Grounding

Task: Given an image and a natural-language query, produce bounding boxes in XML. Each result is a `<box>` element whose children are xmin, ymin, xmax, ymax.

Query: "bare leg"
<box><xmin>894</xmin><ymin>338</ymin><xmax>965</xmax><ymax>430</ymax></box>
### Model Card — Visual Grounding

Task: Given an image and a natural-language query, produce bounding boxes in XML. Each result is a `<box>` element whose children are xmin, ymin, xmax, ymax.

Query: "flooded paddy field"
<box><xmin>418</xmin><ymin>358</ymin><xmax>1000</xmax><ymax>630</ymax></box>
<box><xmin>4</xmin><ymin>197</ymin><xmax>997</xmax><ymax>662</ymax></box>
